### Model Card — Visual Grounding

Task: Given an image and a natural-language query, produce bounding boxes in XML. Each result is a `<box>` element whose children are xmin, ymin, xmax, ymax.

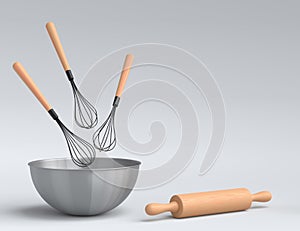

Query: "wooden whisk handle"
<box><xmin>13</xmin><ymin>62</ymin><xmax>52</xmax><ymax>111</ymax></box>
<box><xmin>46</xmin><ymin>22</ymin><xmax>70</xmax><ymax>71</ymax></box>
<box><xmin>115</xmin><ymin>54</ymin><xmax>134</xmax><ymax>97</ymax></box>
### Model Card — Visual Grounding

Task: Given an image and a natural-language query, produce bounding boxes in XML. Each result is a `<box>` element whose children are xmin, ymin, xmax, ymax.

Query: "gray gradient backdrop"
<box><xmin>0</xmin><ymin>0</ymin><xmax>299</xmax><ymax>230</ymax></box>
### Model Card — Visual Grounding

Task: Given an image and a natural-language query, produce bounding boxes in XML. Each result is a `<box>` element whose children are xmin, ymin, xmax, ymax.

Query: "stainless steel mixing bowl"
<box><xmin>29</xmin><ymin>157</ymin><xmax>141</xmax><ymax>216</ymax></box>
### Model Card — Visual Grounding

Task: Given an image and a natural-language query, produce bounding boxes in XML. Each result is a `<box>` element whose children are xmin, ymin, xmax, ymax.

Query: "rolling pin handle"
<box><xmin>251</xmin><ymin>191</ymin><xmax>272</xmax><ymax>202</ymax></box>
<box><xmin>145</xmin><ymin>201</ymin><xmax>179</xmax><ymax>216</ymax></box>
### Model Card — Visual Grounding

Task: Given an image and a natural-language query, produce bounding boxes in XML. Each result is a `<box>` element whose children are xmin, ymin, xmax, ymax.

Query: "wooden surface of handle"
<box><xmin>46</xmin><ymin>22</ymin><xmax>70</xmax><ymax>71</ymax></box>
<box><xmin>252</xmin><ymin>191</ymin><xmax>272</xmax><ymax>202</ymax></box>
<box><xmin>115</xmin><ymin>54</ymin><xmax>134</xmax><ymax>97</ymax></box>
<box><xmin>13</xmin><ymin>62</ymin><xmax>52</xmax><ymax>111</ymax></box>
<box><xmin>145</xmin><ymin>201</ymin><xmax>179</xmax><ymax>216</ymax></box>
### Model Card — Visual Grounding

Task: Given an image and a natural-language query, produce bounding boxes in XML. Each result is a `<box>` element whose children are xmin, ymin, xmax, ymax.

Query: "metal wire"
<box><xmin>92</xmin><ymin>106</ymin><xmax>117</xmax><ymax>152</ymax></box>
<box><xmin>70</xmin><ymin>80</ymin><xmax>98</xmax><ymax>129</ymax></box>
<box><xmin>56</xmin><ymin>118</ymin><xmax>96</xmax><ymax>167</ymax></box>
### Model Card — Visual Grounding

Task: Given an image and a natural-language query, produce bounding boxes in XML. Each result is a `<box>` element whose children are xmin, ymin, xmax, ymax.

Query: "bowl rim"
<box><xmin>28</xmin><ymin>157</ymin><xmax>141</xmax><ymax>171</ymax></box>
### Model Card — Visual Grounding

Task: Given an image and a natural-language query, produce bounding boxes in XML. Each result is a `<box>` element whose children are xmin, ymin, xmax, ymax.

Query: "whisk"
<box><xmin>13</xmin><ymin>62</ymin><xmax>96</xmax><ymax>167</ymax></box>
<box><xmin>93</xmin><ymin>54</ymin><xmax>134</xmax><ymax>151</ymax></box>
<box><xmin>46</xmin><ymin>22</ymin><xmax>98</xmax><ymax>129</ymax></box>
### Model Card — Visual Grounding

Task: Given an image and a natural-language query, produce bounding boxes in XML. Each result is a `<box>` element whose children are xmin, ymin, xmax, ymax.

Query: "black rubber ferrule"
<box><xmin>66</xmin><ymin>70</ymin><xmax>74</xmax><ymax>81</ymax></box>
<box><xmin>112</xmin><ymin>96</ymin><xmax>120</xmax><ymax>107</ymax></box>
<box><xmin>48</xmin><ymin>109</ymin><xmax>59</xmax><ymax>121</ymax></box>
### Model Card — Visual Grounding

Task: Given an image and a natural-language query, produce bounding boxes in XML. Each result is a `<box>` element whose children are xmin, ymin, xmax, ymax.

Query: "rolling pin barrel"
<box><xmin>145</xmin><ymin>188</ymin><xmax>272</xmax><ymax>218</ymax></box>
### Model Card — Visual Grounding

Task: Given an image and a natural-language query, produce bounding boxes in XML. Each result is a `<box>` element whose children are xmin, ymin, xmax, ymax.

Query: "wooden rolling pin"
<box><xmin>145</xmin><ymin>188</ymin><xmax>272</xmax><ymax>218</ymax></box>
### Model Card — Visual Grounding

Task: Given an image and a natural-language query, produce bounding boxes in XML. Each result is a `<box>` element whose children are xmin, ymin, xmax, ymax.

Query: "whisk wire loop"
<box><xmin>69</xmin><ymin>79</ymin><xmax>98</xmax><ymax>129</ymax></box>
<box><xmin>92</xmin><ymin>100</ymin><xmax>118</xmax><ymax>152</ymax></box>
<box><xmin>49</xmin><ymin>109</ymin><xmax>96</xmax><ymax>167</ymax></box>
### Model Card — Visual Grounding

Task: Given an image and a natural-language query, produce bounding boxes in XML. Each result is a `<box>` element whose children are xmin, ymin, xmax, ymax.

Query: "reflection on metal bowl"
<box><xmin>29</xmin><ymin>157</ymin><xmax>141</xmax><ymax>216</ymax></box>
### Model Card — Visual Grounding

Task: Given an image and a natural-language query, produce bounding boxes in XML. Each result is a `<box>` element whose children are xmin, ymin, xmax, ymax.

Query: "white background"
<box><xmin>0</xmin><ymin>0</ymin><xmax>299</xmax><ymax>230</ymax></box>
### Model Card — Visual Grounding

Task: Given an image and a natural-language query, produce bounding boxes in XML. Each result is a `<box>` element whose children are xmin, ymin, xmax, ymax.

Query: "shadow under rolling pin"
<box><xmin>145</xmin><ymin>188</ymin><xmax>272</xmax><ymax>219</ymax></box>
